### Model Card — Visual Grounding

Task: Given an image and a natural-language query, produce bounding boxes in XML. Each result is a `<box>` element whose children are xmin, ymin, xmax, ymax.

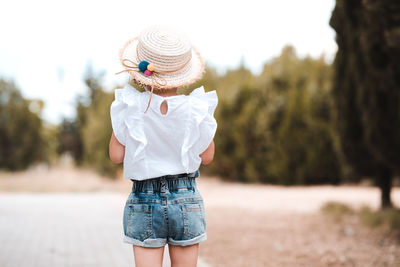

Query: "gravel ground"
<box><xmin>1</xmin><ymin>165</ymin><xmax>400</xmax><ymax>267</ymax></box>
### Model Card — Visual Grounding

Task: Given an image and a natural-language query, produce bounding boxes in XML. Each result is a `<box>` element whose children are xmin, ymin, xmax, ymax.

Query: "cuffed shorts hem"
<box><xmin>168</xmin><ymin>233</ymin><xmax>207</xmax><ymax>246</ymax></box>
<box><xmin>123</xmin><ymin>235</ymin><xmax>166</xmax><ymax>248</ymax></box>
<box><xmin>123</xmin><ymin>233</ymin><xmax>207</xmax><ymax>248</ymax></box>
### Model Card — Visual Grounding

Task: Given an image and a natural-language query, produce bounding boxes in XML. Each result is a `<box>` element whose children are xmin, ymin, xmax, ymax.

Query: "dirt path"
<box><xmin>1</xmin><ymin>166</ymin><xmax>399</xmax><ymax>266</ymax></box>
<box><xmin>195</xmin><ymin>177</ymin><xmax>400</xmax><ymax>267</ymax></box>
<box><xmin>201</xmin><ymin>207</ymin><xmax>399</xmax><ymax>267</ymax></box>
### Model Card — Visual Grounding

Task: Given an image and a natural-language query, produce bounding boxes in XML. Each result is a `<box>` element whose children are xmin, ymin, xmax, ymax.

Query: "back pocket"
<box><xmin>182</xmin><ymin>202</ymin><xmax>206</xmax><ymax>238</ymax></box>
<box><xmin>124</xmin><ymin>204</ymin><xmax>153</xmax><ymax>241</ymax></box>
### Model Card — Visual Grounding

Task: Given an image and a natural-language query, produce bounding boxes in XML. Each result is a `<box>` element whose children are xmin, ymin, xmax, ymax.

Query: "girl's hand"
<box><xmin>109</xmin><ymin>132</ymin><xmax>125</xmax><ymax>163</ymax></box>
<box><xmin>200</xmin><ymin>140</ymin><xmax>215</xmax><ymax>165</ymax></box>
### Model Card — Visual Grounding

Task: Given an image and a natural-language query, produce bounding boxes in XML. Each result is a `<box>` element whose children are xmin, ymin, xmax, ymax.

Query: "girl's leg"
<box><xmin>133</xmin><ymin>245</ymin><xmax>165</xmax><ymax>267</ymax></box>
<box><xmin>168</xmin><ymin>243</ymin><xmax>199</xmax><ymax>267</ymax></box>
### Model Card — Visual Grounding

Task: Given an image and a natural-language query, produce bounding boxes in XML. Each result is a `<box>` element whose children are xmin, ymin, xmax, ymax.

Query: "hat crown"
<box><xmin>137</xmin><ymin>25</ymin><xmax>192</xmax><ymax>72</ymax></box>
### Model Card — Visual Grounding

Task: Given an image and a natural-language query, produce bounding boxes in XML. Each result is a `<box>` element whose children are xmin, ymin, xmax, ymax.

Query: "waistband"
<box><xmin>130</xmin><ymin>170</ymin><xmax>200</xmax><ymax>193</ymax></box>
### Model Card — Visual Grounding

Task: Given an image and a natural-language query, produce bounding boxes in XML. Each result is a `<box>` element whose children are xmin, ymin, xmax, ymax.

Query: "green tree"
<box><xmin>80</xmin><ymin>89</ymin><xmax>116</xmax><ymax>177</ymax></box>
<box><xmin>75</xmin><ymin>65</ymin><xmax>119</xmax><ymax>177</ymax></box>
<box><xmin>203</xmin><ymin>46</ymin><xmax>342</xmax><ymax>184</ymax></box>
<box><xmin>265</xmin><ymin>49</ymin><xmax>341</xmax><ymax>185</ymax></box>
<box><xmin>57</xmin><ymin>118</ymin><xmax>83</xmax><ymax>163</ymax></box>
<box><xmin>330</xmin><ymin>0</ymin><xmax>400</xmax><ymax>208</ymax></box>
<box><xmin>0</xmin><ymin>79</ymin><xmax>47</xmax><ymax>170</ymax></box>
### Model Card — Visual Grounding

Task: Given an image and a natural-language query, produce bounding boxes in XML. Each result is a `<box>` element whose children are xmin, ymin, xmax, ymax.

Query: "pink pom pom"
<box><xmin>144</xmin><ymin>70</ymin><xmax>152</xmax><ymax>76</ymax></box>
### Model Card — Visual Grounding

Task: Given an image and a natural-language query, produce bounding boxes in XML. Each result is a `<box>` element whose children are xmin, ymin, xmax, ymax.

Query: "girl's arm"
<box><xmin>109</xmin><ymin>132</ymin><xmax>125</xmax><ymax>163</ymax></box>
<box><xmin>200</xmin><ymin>140</ymin><xmax>215</xmax><ymax>165</ymax></box>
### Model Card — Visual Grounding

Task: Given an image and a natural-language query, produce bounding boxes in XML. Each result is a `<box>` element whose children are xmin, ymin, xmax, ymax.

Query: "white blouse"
<box><xmin>110</xmin><ymin>84</ymin><xmax>218</xmax><ymax>180</ymax></box>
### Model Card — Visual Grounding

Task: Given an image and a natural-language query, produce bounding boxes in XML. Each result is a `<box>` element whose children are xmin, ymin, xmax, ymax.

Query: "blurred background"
<box><xmin>1</xmin><ymin>0</ymin><xmax>400</xmax><ymax>266</ymax></box>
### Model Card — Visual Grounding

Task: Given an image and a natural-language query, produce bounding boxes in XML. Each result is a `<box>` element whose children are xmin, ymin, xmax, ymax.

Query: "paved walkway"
<box><xmin>0</xmin><ymin>192</ymin><xmax>210</xmax><ymax>267</ymax></box>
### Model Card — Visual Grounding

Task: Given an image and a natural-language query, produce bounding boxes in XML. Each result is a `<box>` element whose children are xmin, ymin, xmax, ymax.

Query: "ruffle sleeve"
<box><xmin>109</xmin><ymin>84</ymin><xmax>142</xmax><ymax>147</ymax></box>
<box><xmin>110</xmin><ymin>89</ymin><xmax>128</xmax><ymax>146</ymax></box>
<box><xmin>187</xmin><ymin>86</ymin><xmax>218</xmax><ymax>158</ymax></box>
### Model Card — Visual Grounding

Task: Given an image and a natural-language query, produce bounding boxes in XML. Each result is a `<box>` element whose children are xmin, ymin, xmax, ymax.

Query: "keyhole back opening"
<box><xmin>160</xmin><ymin>100</ymin><xmax>168</xmax><ymax>115</ymax></box>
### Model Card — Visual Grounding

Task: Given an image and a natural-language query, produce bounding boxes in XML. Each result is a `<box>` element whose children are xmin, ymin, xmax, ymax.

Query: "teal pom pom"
<box><xmin>138</xmin><ymin>61</ymin><xmax>149</xmax><ymax>72</ymax></box>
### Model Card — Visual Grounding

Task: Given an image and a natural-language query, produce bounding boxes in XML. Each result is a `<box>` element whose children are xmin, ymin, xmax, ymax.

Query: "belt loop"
<box><xmin>160</xmin><ymin>176</ymin><xmax>167</xmax><ymax>193</ymax></box>
<box><xmin>191</xmin><ymin>178</ymin><xmax>196</xmax><ymax>192</ymax></box>
<box><xmin>131</xmin><ymin>179</ymin><xmax>136</xmax><ymax>193</ymax></box>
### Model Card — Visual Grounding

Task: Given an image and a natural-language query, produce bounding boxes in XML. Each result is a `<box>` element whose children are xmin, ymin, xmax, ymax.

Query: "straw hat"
<box><xmin>118</xmin><ymin>25</ymin><xmax>205</xmax><ymax>90</ymax></box>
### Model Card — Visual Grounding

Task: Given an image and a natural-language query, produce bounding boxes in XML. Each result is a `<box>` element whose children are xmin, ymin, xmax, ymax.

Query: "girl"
<box><xmin>108</xmin><ymin>25</ymin><xmax>218</xmax><ymax>267</ymax></box>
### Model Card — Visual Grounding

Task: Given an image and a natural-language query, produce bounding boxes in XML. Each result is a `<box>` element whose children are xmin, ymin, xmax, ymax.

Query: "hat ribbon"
<box><xmin>115</xmin><ymin>55</ymin><xmax>192</xmax><ymax>113</ymax></box>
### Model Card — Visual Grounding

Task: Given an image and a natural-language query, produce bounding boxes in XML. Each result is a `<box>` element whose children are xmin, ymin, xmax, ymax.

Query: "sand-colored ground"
<box><xmin>1</xmin><ymin>165</ymin><xmax>399</xmax><ymax>266</ymax></box>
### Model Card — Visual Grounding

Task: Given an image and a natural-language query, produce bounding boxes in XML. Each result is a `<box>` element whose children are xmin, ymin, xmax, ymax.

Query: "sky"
<box><xmin>0</xmin><ymin>0</ymin><xmax>337</xmax><ymax>124</ymax></box>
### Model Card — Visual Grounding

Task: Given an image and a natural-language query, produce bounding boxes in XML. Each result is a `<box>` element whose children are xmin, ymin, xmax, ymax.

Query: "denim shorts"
<box><xmin>122</xmin><ymin>170</ymin><xmax>207</xmax><ymax>247</ymax></box>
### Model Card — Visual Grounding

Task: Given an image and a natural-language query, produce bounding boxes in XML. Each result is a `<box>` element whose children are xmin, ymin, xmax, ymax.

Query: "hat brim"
<box><xmin>119</xmin><ymin>37</ymin><xmax>205</xmax><ymax>89</ymax></box>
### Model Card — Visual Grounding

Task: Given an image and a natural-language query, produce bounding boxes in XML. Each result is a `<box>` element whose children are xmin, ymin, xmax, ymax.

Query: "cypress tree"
<box><xmin>330</xmin><ymin>0</ymin><xmax>400</xmax><ymax>208</ymax></box>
